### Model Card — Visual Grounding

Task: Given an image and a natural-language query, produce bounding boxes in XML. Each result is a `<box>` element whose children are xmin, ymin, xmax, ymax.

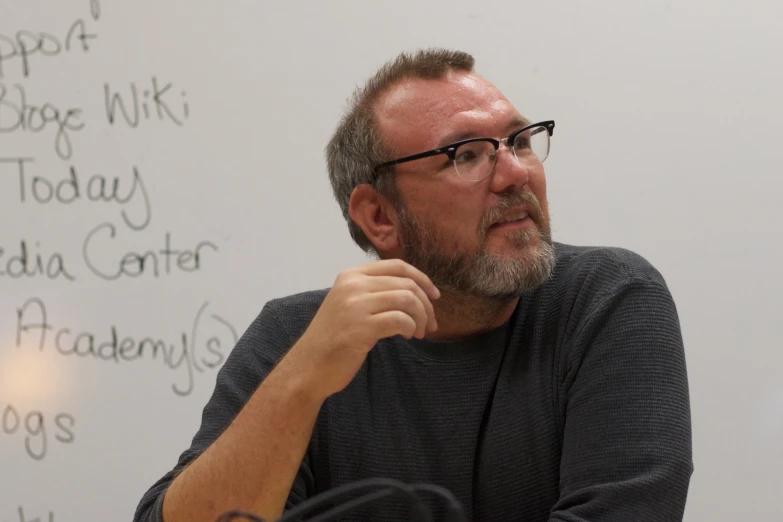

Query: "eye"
<box><xmin>455</xmin><ymin>149</ymin><xmax>478</xmax><ymax>164</ymax></box>
<box><xmin>453</xmin><ymin>142</ymin><xmax>487</xmax><ymax>165</ymax></box>
<box><xmin>513</xmin><ymin>132</ymin><xmax>531</xmax><ymax>150</ymax></box>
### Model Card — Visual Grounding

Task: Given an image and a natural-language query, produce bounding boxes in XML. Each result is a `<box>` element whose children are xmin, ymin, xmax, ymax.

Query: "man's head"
<box><xmin>326</xmin><ymin>49</ymin><xmax>555</xmax><ymax>298</ymax></box>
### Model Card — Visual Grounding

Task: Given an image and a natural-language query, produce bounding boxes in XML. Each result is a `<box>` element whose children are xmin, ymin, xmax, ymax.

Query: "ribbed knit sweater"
<box><xmin>134</xmin><ymin>242</ymin><xmax>693</xmax><ymax>522</ymax></box>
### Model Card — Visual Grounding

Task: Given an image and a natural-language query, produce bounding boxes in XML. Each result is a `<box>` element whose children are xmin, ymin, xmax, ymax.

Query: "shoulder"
<box><xmin>252</xmin><ymin>288</ymin><xmax>330</xmax><ymax>340</ymax></box>
<box><xmin>548</xmin><ymin>242</ymin><xmax>670</xmax><ymax>303</ymax></box>
<box><xmin>222</xmin><ymin>288</ymin><xmax>330</xmax><ymax>372</ymax></box>
<box><xmin>528</xmin><ymin>242</ymin><xmax>675</xmax><ymax>342</ymax></box>
<box><xmin>265</xmin><ymin>288</ymin><xmax>330</xmax><ymax>316</ymax></box>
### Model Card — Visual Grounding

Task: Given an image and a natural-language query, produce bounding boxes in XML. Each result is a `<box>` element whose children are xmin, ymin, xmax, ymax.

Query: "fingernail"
<box><xmin>434</xmin><ymin>287</ymin><xmax>441</xmax><ymax>299</ymax></box>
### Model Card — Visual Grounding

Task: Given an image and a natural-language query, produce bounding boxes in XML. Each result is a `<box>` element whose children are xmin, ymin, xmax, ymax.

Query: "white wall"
<box><xmin>1</xmin><ymin>1</ymin><xmax>780</xmax><ymax>520</ymax></box>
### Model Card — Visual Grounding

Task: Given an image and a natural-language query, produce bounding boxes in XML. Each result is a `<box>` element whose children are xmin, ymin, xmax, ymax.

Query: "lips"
<box><xmin>490</xmin><ymin>205</ymin><xmax>532</xmax><ymax>227</ymax></box>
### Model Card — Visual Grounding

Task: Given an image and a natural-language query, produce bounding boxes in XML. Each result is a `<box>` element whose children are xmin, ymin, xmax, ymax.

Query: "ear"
<box><xmin>348</xmin><ymin>184</ymin><xmax>402</xmax><ymax>254</ymax></box>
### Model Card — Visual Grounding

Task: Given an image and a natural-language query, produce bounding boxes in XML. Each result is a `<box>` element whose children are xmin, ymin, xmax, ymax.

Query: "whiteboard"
<box><xmin>1</xmin><ymin>1</ymin><xmax>781</xmax><ymax>521</ymax></box>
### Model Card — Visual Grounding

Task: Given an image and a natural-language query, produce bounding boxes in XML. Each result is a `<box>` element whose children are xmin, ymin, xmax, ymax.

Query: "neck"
<box><xmin>426</xmin><ymin>291</ymin><xmax>519</xmax><ymax>341</ymax></box>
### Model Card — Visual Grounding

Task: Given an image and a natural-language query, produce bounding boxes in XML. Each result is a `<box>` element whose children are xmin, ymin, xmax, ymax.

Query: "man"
<box><xmin>134</xmin><ymin>49</ymin><xmax>692</xmax><ymax>522</ymax></box>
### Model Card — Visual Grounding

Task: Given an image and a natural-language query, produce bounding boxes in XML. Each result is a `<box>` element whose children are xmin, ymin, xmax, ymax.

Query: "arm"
<box><xmin>133</xmin><ymin>260</ymin><xmax>440</xmax><ymax>522</ymax></box>
<box><xmin>162</xmin><ymin>349</ymin><xmax>324</xmax><ymax>522</ymax></box>
<box><xmin>132</xmin><ymin>304</ymin><xmax>320</xmax><ymax>522</ymax></box>
<box><xmin>550</xmin><ymin>278</ymin><xmax>693</xmax><ymax>522</ymax></box>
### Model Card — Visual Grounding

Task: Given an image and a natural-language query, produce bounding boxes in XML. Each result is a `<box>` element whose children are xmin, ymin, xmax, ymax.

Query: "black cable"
<box><xmin>214</xmin><ymin>478</ymin><xmax>467</xmax><ymax>522</ymax></box>
<box><xmin>215</xmin><ymin>509</ymin><xmax>267</xmax><ymax>522</ymax></box>
<box><xmin>303</xmin><ymin>488</ymin><xmax>397</xmax><ymax>522</ymax></box>
<box><xmin>301</xmin><ymin>482</ymin><xmax>467</xmax><ymax>522</ymax></box>
<box><xmin>288</xmin><ymin>481</ymin><xmax>468</xmax><ymax>522</ymax></box>
<box><xmin>274</xmin><ymin>477</ymin><xmax>430</xmax><ymax>522</ymax></box>
<box><xmin>411</xmin><ymin>483</ymin><xmax>467</xmax><ymax>522</ymax></box>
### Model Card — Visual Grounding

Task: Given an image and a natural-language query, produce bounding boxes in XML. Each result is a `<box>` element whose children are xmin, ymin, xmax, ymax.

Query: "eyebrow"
<box><xmin>435</xmin><ymin>116</ymin><xmax>532</xmax><ymax>148</ymax></box>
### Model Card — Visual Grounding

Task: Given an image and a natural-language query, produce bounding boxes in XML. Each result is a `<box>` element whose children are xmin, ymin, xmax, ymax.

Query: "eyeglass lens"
<box><xmin>452</xmin><ymin>125</ymin><xmax>550</xmax><ymax>180</ymax></box>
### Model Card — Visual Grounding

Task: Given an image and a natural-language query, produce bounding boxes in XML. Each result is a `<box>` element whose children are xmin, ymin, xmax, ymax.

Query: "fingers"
<box><xmin>359</xmin><ymin>259</ymin><xmax>441</xmax><ymax>301</ymax></box>
<box><xmin>361</xmin><ymin>290</ymin><xmax>430</xmax><ymax>339</ymax></box>
<box><xmin>367</xmin><ymin>310</ymin><xmax>418</xmax><ymax>341</ymax></box>
<box><xmin>335</xmin><ymin>259</ymin><xmax>441</xmax><ymax>340</ymax></box>
<box><xmin>359</xmin><ymin>276</ymin><xmax>437</xmax><ymax>334</ymax></box>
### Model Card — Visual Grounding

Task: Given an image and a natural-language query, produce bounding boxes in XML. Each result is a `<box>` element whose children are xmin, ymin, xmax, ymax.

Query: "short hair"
<box><xmin>325</xmin><ymin>48</ymin><xmax>475</xmax><ymax>254</ymax></box>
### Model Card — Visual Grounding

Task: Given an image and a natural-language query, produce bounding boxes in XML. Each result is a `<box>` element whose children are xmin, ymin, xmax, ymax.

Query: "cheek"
<box><xmin>529</xmin><ymin>170</ymin><xmax>549</xmax><ymax>220</ymax></box>
<box><xmin>400</xmin><ymin>179</ymin><xmax>485</xmax><ymax>239</ymax></box>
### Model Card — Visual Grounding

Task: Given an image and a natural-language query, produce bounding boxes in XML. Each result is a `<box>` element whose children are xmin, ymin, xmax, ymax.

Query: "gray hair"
<box><xmin>325</xmin><ymin>48</ymin><xmax>475</xmax><ymax>254</ymax></box>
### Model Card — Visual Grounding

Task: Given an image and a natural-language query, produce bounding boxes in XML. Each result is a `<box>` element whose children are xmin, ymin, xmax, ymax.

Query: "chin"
<box><xmin>486</xmin><ymin>227</ymin><xmax>541</xmax><ymax>253</ymax></box>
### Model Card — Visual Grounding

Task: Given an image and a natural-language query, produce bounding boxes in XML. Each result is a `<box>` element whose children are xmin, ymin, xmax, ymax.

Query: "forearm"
<box><xmin>161</xmin><ymin>352</ymin><xmax>324</xmax><ymax>522</ymax></box>
<box><xmin>152</xmin><ymin>260</ymin><xmax>438</xmax><ymax>522</ymax></box>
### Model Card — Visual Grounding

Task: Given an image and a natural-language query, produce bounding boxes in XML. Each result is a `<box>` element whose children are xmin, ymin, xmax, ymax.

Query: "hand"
<box><xmin>286</xmin><ymin>259</ymin><xmax>440</xmax><ymax>400</ymax></box>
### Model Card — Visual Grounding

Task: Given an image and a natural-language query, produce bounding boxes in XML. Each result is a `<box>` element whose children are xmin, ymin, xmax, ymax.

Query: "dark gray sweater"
<box><xmin>134</xmin><ymin>243</ymin><xmax>693</xmax><ymax>522</ymax></box>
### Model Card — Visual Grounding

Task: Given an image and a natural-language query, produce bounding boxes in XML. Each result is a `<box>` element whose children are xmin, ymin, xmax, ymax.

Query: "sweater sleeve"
<box><xmin>132</xmin><ymin>303</ymin><xmax>314</xmax><ymax>522</ymax></box>
<box><xmin>550</xmin><ymin>278</ymin><xmax>693</xmax><ymax>522</ymax></box>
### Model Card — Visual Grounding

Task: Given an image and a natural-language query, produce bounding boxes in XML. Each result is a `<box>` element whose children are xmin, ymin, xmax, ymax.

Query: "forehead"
<box><xmin>373</xmin><ymin>71</ymin><xmax>522</xmax><ymax>153</ymax></box>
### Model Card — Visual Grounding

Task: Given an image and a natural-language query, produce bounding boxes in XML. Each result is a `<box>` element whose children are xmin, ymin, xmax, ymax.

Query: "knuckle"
<box><xmin>391</xmin><ymin>311</ymin><xmax>411</xmax><ymax>330</ymax></box>
<box><xmin>341</xmin><ymin>277</ymin><xmax>360</xmax><ymax>293</ymax></box>
<box><xmin>343</xmin><ymin>294</ymin><xmax>360</xmax><ymax>310</ymax></box>
<box><xmin>337</xmin><ymin>273</ymin><xmax>364</xmax><ymax>294</ymax></box>
<box><xmin>400</xmin><ymin>290</ymin><xmax>420</xmax><ymax>308</ymax></box>
<box><xmin>396</xmin><ymin>310</ymin><xmax>412</xmax><ymax>325</ymax></box>
<box><xmin>403</xmin><ymin>319</ymin><xmax>418</xmax><ymax>337</ymax></box>
<box><xmin>392</xmin><ymin>259</ymin><xmax>409</xmax><ymax>271</ymax></box>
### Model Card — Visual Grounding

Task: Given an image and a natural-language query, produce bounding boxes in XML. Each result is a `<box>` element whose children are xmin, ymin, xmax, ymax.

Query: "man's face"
<box><xmin>374</xmin><ymin>71</ymin><xmax>555</xmax><ymax>298</ymax></box>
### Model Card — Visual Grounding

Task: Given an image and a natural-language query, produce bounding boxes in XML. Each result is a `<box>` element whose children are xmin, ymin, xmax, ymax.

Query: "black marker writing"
<box><xmin>0</xmin><ymin>84</ymin><xmax>85</xmax><ymax>160</ymax></box>
<box><xmin>1</xmin><ymin>158</ymin><xmax>152</xmax><ymax>231</ymax></box>
<box><xmin>90</xmin><ymin>0</ymin><xmax>101</xmax><ymax>21</ymax></box>
<box><xmin>15</xmin><ymin>297</ymin><xmax>236</xmax><ymax>396</ymax></box>
<box><xmin>105</xmin><ymin>76</ymin><xmax>189</xmax><ymax>127</ymax></box>
<box><xmin>7</xmin><ymin>507</ymin><xmax>55</xmax><ymax>522</ymax></box>
<box><xmin>82</xmin><ymin>222</ymin><xmax>217</xmax><ymax>281</ymax></box>
<box><xmin>1</xmin><ymin>403</ymin><xmax>75</xmax><ymax>461</ymax></box>
<box><xmin>0</xmin><ymin>240</ymin><xmax>76</xmax><ymax>281</ymax></box>
<box><xmin>0</xmin><ymin>19</ymin><xmax>97</xmax><ymax>79</ymax></box>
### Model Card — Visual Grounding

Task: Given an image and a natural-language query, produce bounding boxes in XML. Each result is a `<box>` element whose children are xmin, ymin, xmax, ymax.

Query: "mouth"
<box><xmin>488</xmin><ymin>206</ymin><xmax>533</xmax><ymax>230</ymax></box>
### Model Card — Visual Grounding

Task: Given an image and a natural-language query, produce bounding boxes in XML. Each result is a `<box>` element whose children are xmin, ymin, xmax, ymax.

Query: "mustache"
<box><xmin>479</xmin><ymin>191</ymin><xmax>543</xmax><ymax>233</ymax></box>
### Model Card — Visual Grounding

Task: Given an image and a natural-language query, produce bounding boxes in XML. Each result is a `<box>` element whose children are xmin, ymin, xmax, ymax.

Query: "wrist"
<box><xmin>272</xmin><ymin>338</ymin><xmax>331</xmax><ymax>405</ymax></box>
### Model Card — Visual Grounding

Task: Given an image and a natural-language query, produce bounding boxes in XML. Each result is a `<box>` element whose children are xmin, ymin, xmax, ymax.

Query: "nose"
<box><xmin>489</xmin><ymin>141</ymin><xmax>530</xmax><ymax>191</ymax></box>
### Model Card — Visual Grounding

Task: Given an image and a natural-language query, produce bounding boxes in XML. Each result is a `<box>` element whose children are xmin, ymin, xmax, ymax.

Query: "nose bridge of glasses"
<box><xmin>498</xmin><ymin>137</ymin><xmax>545</xmax><ymax>172</ymax></box>
<box><xmin>491</xmin><ymin>137</ymin><xmax>517</xmax><ymax>162</ymax></box>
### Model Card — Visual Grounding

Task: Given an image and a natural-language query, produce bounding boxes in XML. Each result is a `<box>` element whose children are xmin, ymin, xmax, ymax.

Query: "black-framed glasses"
<box><xmin>373</xmin><ymin>120</ymin><xmax>555</xmax><ymax>183</ymax></box>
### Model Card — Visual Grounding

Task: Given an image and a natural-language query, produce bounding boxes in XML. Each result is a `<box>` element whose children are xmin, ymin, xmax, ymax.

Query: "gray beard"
<box><xmin>398</xmin><ymin>193</ymin><xmax>556</xmax><ymax>299</ymax></box>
